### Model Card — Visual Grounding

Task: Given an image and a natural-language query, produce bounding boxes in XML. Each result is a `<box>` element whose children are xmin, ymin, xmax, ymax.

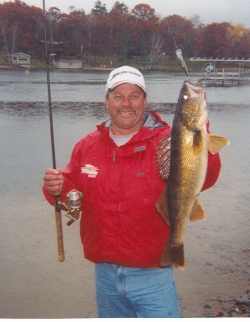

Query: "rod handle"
<box><xmin>55</xmin><ymin>199</ymin><xmax>65</xmax><ymax>262</ymax></box>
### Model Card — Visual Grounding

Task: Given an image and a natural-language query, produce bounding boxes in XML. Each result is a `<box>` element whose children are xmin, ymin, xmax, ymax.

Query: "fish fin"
<box><xmin>208</xmin><ymin>133</ymin><xmax>230</xmax><ymax>154</ymax></box>
<box><xmin>155</xmin><ymin>186</ymin><xmax>169</xmax><ymax>225</ymax></box>
<box><xmin>190</xmin><ymin>199</ymin><xmax>207</xmax><ymax>222</ymax></box>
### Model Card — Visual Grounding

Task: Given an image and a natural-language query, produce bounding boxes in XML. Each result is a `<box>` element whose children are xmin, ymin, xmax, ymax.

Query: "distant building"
<box><xmin>11</xmin><ymin>52</ymin><xmax>31</xmax><ymax>66</ymax></box>
<box><xmin>54</xmin><ymin>58</ymin><xmax>82</xmax><ymax>69</ymax></box>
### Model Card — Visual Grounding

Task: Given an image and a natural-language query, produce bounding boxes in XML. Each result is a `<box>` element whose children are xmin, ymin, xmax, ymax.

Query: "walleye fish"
<box><xmin>157</xmin><ymin>81</ymin><xmax>229</xmax><ymax>268</ymax></box>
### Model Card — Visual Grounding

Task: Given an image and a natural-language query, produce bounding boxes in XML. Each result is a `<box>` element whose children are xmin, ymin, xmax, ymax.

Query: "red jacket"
<box><xmin>43</xmin><ymin>112</ymin><xmax>221</xmax><ymax>267</ymax></box>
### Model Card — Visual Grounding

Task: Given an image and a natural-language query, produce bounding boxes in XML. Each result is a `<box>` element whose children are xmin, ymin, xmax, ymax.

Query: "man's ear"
<box><xmin>105</xmin><ymin>100</ymin><xmax>110</xmax><ymax>113</ymax></box>
<box><xmin>105</xmin><ymin>92</ymin><xmax>110</xmax><ymax>113</ymax></box>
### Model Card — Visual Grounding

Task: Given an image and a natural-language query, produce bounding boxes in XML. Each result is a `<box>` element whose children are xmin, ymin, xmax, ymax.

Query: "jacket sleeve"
<box><xmin>201</xmin><ymin>151</ymin><xmax>221</xmax><ymax>191</ymax></box>
<box><xmin>42</xmin><ymin>140</ymin><xmax>83</xmax><ymax>205</ymax></box>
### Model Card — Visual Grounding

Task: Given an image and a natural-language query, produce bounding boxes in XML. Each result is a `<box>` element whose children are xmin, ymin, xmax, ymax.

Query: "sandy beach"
<box><xmin>0</xmin><ymin>183</ymin><xmax>249</xmax><ymax>318</ymax></box>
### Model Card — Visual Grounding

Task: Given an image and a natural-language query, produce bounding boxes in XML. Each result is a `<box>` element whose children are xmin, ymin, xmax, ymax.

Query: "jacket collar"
<box><xmin>96</xmin><ymin>112</ymin><xmax>170</xmax><ymax>156</ymax></box>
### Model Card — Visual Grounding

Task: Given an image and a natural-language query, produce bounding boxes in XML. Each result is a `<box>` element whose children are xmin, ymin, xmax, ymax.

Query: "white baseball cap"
<box><xmin>105</xmin><ymin>65</ymin><xmax>146</xmax><ymax>94</ymax></box>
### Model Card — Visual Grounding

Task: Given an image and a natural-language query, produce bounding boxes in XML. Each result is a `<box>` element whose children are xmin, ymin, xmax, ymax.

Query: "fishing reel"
<box><xmin>59</xmin><ymin>190</ymin><xmax>83</xmax><ymax>226</ymax></box>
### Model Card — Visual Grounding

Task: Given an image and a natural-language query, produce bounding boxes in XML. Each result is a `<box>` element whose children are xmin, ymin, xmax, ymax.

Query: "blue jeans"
<box><xmin>95</xmin><ymin>263</ymin><xmax>181</xmax><ymax>318</ymax></box>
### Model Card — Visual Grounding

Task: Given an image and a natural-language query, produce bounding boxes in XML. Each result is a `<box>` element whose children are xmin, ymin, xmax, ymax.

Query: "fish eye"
<box><xmin>183</xmin><ymin>95</ymin><xmax>189</xmax><ymax>100</ymax></box>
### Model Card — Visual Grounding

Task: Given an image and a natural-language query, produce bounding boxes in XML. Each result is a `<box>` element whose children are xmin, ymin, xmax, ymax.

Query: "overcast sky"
<box><xmin>13</xmin><ymin>0</ymin><xmax>250</xmax><ymax>27</ymax></box>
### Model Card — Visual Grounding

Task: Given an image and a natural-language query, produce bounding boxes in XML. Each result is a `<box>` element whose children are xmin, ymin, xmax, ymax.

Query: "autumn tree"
<box><xmin>132</xmin><ymin>3</ymin><xmax>156</xmax><ymax>21</ymax></box>
<box><xmin>91</xmin><ymin>0</ymin><xmax>108</xmax><ymax>16</ymax></box>
<box><xmin>199</xmin><ymin>22</ymin><xmax>233</xmax><ymax>57</ymax></box>
<box><xmin>1</xmin><ymin>0</ymin><xmax>250</xmax><ymax>64</ymax></box>
<box><xmin>0</xmin><ymin>0</ymin><xmax>43</xmax><ymax>59</ymax></box>
<box><xmin>235</xmin><ymin>31</ymin><xmax>250</xmax><ymax>58</ymax></box>
<box><xmin>110</xmin><ymin>1</ymin><xmax>129</xmax><ymax>15</ymax></box>
<box><xmin>228</xmin><ymin>24</ymin><xmax>250</xmax><ymax>58</ymax></box>
<box><xmin>129</xmin><ymin>3</ymin><xmax>159</xmax><ymax>57</ymax></box>
<box><xmin>57</xmin><ymin>10</ymin><xmax>87</xmax><ymax>57</ymax></box>
<box><xmin>109</xmin><ymin>2</ymin><xmax>131</xmax><ymax>59</ymax></box>
<box><xmin>159</xmin><ymin>14</ymin><xmax>196</xmax><ymax>57</ymax></box>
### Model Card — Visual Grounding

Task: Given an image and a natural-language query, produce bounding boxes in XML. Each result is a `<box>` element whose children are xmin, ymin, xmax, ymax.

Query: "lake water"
<box><xmin>0</xmin><ymin>70</ymin><xmax>250</xmax><ymax>318</ymax></box>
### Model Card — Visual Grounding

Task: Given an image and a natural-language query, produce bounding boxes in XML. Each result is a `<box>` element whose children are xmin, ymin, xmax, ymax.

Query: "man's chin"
<box><xmin>118</xmin><ymin>120</ymin><xmax>137</xmax><ymax>129</ymax></box>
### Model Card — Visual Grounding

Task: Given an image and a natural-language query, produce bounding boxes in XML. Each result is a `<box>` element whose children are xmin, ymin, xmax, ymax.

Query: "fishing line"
<box><xmin>42</xmin><ymin>0</ymin><xmax>56</xmax><ymax>169</ymax></box>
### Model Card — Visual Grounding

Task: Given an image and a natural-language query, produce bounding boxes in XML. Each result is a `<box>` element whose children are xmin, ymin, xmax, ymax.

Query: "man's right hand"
<box><xmin>43</xmin><ymin>168</ymin><xmax>64</xmax><ymax>196</ymax></box>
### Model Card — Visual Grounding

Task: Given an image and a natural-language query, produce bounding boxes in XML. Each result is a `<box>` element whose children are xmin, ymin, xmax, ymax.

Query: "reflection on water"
<box><xmin>1</xmin><ymin>100</ymin><xmax>249</xmax><ymax>118</ymax></box>
<box><xmin>2</xmin><ymin>70</ymin><xmax>250</xmax><ymax>104</ymax></box>
<box><xmin>0</xmin><ymin>101</ymin><xmax>106</xmax><ymax>119</ymax></box>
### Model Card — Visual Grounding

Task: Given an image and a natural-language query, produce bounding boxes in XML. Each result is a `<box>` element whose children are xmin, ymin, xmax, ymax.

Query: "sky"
<box><xmin>7</xmin><ymin>0</ymin><xmax>250</xmax><ymax>27</ymax></box>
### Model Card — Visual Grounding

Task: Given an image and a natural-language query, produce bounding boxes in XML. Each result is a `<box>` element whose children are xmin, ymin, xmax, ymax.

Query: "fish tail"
<box><xmin>170</xmin><ymin>244</ymin><xmax>185</xmax><ymax>267</ymax></box>
<box><xmin>160</xmin><ymin>243</ymin><xmax>185</xmax><ymax>268</ymax></box>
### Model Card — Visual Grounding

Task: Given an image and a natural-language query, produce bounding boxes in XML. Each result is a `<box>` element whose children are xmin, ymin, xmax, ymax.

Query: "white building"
<box><xmin>11</xmin><ymin>52</ymin><xmax>31</xmax><ymax>66</ymax></box>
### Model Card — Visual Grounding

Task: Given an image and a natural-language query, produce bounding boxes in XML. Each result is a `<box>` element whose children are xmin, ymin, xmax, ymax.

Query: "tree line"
<box><xmin>1</xmin><ymin>0</ymin><xmax>250</xmax><ymax>67</ymax></box>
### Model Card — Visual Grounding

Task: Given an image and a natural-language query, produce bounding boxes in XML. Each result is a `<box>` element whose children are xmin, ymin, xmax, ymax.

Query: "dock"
<box><xmin>200</xmin><ymin>71</ymin><xmax>248</xmax><ymax>87</ymax></box>
<box><xmin>190</xmin><ymin>57</ymin><xmax>250</xmax><ymax>87</ymax></box>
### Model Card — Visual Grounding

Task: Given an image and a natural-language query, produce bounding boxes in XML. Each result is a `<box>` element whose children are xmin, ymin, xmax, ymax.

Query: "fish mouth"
<box><xmin>178</xmin><ymin>81</ymin><xmax>207</xmax><ymax>130</ymax></box>
<box><xmin>182</xmin><ymin>81</ymin><xmax>205</xmax><ymax>101</ymax></box>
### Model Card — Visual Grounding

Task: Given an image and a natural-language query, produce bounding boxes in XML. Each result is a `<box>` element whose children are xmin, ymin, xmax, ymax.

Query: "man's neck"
<box><xmin>109</xmin><ymin>129</ymin><xmax>137</xmax><ymax>146</ymax></box>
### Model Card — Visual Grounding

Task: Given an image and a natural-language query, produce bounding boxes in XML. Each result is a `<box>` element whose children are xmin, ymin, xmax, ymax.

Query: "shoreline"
<box><xmin>2</xmin><ymin>65</ymin><xmax>250</xmax><ymax>81</ymax></box>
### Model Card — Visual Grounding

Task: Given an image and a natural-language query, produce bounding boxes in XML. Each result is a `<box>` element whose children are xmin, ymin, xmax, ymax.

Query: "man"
<box><xmin>43</xmin><ymin>65</ymin><xmax>221</xmax><ymax>317</ymax></box>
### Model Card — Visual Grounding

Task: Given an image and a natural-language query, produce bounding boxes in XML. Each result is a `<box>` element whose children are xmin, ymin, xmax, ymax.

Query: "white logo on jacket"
<box><xmin>81</xmin><ymin>164</ymin><xmax>99</xmax><ymax>178</ymax></box>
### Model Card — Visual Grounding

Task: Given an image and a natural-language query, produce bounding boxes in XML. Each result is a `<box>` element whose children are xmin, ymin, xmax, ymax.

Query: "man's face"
<box><xmin>106</xmin><ymin>83</ymin><xmax>146</xmax><ymax>135</ymax></box>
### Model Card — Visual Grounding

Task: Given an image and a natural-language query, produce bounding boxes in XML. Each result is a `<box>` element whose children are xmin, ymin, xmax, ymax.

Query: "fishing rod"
<box><xmin>42</xmin><ymin>0</ymin><xmax>64</xmax><ymax>262</ymax></box>
<box><xmin>42</xmin><ymin>1</ymin><xmax>83</xmax><ymax>262</ymax></box>
<box><xmin>169</xmin><ymin>30</ymin><xmax>189</xmax><ymax>77</ymax></box>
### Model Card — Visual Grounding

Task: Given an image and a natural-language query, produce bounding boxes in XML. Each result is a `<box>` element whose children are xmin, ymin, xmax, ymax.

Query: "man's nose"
<box><xmin>122</xmin><ymin>96</ymin><xmax>130</xmax><ymax>106</ymax></box>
